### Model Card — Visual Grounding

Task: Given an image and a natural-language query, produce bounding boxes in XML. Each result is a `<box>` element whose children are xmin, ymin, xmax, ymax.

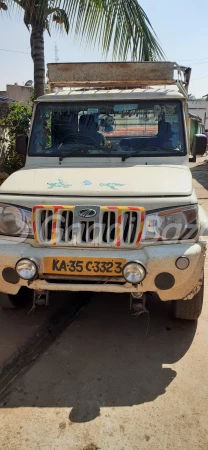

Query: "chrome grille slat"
<box><xmin>44</xmin><ymin>210</ymin><xmax>48</xmax><ymax>240</ymax></box>
<box><xmin>80</xmin><ymin>221</ymin><xmax>86</xmax><ymax>242</ymax></box>
<box><xmin>40</xmin><ymin>210</ymin><xmax>45</xmax><ymax>241</ymax></box>
<box><xmin>122</xmin><ymin>211</ymin><xmax>138</xmax><ymax>244</ymax></box>
<box><xmin>102</xmin><ymin>211</ymin><xmax>108</xmax><ymax>243</ymax></box>
<box><xmin>58</xmin><ymin>211</ymin><xmax>64</xmax><ymax>242</ymax></box>
<box><xmin>127</xmin><ymin>211</ymin><xmax>132</xmax><ymax>243</ymax></box>
<box><xmin>87</xmin><ymin>222</ymin><xmax>90</xmax><ymax>242</ymax></box>
<box><xmin>107</xmin><ymin>212</ymin><xmax>111</xmax><ymax>243</ymax></box>
<box><xmin>131</xmin><ymin>211</ymin><xmax>139</xmax><ymax>243</ymax></box>
<box><xmin>64</xmin><ymin>210</ymin><xmax>69</xmax><ymax>242</ymax></box>
<box><xmin>40</xmin><ymin>209</ymin><xmax>53</xmax><ymax>242</ymax></box>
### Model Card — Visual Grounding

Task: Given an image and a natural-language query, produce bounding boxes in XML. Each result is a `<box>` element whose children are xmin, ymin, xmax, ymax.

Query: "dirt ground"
<box><xmin>190</xmin><ymin>156</ymin><xmax>208</xmax><ymax>214</ymax></box>
<box><xmin>0</xmin><ymin>157</ymin><xmax>208</xmax><ymax>450</ymax></box>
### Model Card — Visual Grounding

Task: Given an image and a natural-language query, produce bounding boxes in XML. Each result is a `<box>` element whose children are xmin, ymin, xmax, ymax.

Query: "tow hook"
<box><xmin>130</xmin><ymin>293</ymin><xmax>148</xmax><ymax>317</ymax></box>
<box><xmin>28</xmin><ymin>290</ymin><xmax>50</xmax><ymax>314</ymax></box>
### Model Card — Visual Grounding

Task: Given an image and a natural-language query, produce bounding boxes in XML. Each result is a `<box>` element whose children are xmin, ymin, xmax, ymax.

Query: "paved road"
<box><xmin>0</xmin><ymin>158</ymin><xmax>208</xmax><ymax>450</ymax></box>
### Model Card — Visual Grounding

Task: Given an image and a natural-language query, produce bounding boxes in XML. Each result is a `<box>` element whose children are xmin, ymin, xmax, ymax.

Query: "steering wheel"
<box><xmin>60</xmin><ymin>132</ymin><xmax>102</xmax><ymax>147</ymax></box>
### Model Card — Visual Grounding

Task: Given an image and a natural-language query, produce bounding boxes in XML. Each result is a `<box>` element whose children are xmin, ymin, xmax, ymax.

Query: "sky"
<box><xmin>0</xmin><ymin>0</ymin><xmax>208</xmax><ymax>98</ymax></box>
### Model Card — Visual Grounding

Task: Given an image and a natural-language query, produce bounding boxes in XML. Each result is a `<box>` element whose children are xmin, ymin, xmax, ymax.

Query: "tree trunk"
<box><xmin>31</xmin><ymin>26</ymin><xmax>45</xmax><ymax>99</ymax></box>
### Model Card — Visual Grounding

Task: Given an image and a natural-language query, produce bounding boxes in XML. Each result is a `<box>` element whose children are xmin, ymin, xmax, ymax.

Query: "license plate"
<box><xmin>43</xmin><ymin>257</ymin><xmax>126</xmax><ymax>277</ymax></box>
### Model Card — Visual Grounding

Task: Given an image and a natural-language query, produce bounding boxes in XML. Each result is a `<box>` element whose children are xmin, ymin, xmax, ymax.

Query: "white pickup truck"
<box><xmin>0</xmin><ymin>62</ymin><xmax>206</xmax><ymax>319</ymax></box>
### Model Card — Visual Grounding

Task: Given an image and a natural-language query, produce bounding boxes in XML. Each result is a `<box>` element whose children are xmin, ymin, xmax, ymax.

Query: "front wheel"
<box><xmin>174</xmin><ymin>279</ymin><xmax>204</xmax><ymax>320</ymax></box>
<box><xmin>0</xmin><ymin>287</ymin><xmax>33</xmax><ymax>309</ymax></box>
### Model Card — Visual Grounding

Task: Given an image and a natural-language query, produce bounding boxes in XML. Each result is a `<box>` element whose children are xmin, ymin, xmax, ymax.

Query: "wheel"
<box><xmin>0</xmin><ymin>287</ymin><xmax>33</xmax><ymax>309</ymax></box>
<box><xmin>174</xmin><ymin>279</ymin><xmax>204</xmax><ymax>320</ymax></box>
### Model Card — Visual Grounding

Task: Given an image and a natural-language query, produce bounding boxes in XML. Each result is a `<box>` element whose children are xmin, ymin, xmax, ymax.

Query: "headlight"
<box><xmin>0</xmin><ymin>204</ymin><xmax>32</xmax><ymax>237</ymax></box>
<box><xmin>123</xmin><ymin>262</ymin><xmax>146</xmax><ymax>284</ymax></box>
<box><xmin>142</xmin><ymin>205</ymin><xmax>198</xmax><ymax>241</ymax></box>
<box><xmin>16</xmin><ymin>258</ymin><xmax>38</xmax><ymax>280</ymax></box>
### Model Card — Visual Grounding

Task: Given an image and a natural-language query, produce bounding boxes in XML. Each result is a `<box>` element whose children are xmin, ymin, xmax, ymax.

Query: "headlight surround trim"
<box><xmin>0</xmin><ymin>203</ymin><xmax>33</xmax><ymax>237</ymax></box>
<box><xmin>142</xmin><ymin>205</ymin><xmax>198</xmax><ymax>241</ymax></box>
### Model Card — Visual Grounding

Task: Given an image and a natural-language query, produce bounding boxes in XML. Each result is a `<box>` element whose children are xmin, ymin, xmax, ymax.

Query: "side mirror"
<box><xmin>16</xmin><ymin>135</ymin><xmax>28</xmax><ymax>155</ymax></box>
<box><xmin>191</xmin><ymin>134</ymin><xmax>207</xmax><ymax>158</ymax></box>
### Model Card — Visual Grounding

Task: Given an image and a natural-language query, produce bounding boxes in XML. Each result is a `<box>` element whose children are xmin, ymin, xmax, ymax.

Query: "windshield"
<box><xmin>29</xmin><ymin>100</ymin><xmax>186</xmax><ymax>158</ymax></box>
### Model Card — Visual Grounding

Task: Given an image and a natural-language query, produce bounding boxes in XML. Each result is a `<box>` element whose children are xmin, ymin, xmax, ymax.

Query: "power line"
<box><xmin>192</xmin><ymin>75</ymin><xmax>208</xmax><ymax>81</ymax></box>
<box><xmin>191</xmin><ymin>62</ymin><xmax>208</xmax><ymax>66</ymax></box>
<box><xmin>1</xmin><ymin>48</ymin><xmax>208</xmax><ymax>64</ymax></box>
<box><xmin>0</xmin><ymin>47</ymin><xmax>54</xmax><ymax>59</ymax></box>
<box><xmin>178</xmin><ymin>59</ymin><xmax>208</xmax><ymax>67</ymax></box>
<box><xmin>55</xmin><ymin>43</ymin><xmax>59</xmax><ymax>63</ymax></box>
<box><xmin>0</xmin><ymin>48</ymin><xmax>30</xmax><ymax>55</ymax></box>
<box><xmin>178</xmin><ymin>58</ymin><xmax>208</xmax><ymax>62</ymax></box>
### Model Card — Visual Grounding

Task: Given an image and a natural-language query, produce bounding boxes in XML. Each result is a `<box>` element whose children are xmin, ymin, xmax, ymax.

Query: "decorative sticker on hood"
<box><xmin>100</xmin><ymin>183</ymin><xmax>125</xmax><ymax>190</ymax></box>
<box><xmin>82</xmin><ymin>180</ymin><xmax>93</xmax><ymax>186</ymax></box>
<box><xmin>47</xmin><ymin>179</ymin><xmax>72</xmax><ymax>189</ymax></box>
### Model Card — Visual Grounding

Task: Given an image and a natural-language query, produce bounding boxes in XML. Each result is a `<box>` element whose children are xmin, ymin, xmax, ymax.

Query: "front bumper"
<box><xmin>0</xmin><ymin>240</ymin><xmax>206</xmax><ymax>300</ymax></box>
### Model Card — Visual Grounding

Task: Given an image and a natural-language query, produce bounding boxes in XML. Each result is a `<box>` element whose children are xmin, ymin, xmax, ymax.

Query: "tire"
<box><xmin>174</xmin><ymin>279</ymin><xmax>204</xmax><ymax>320</ymax></box>
<box><xmin>0</xmin><ymin>287</ymin><xmax>33</xmax><ymax>309</ymax></box>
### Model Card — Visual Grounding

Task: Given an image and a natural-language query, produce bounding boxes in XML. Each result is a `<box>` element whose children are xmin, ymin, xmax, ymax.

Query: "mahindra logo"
<box><xmin>78</xmin><ymin>209</ymin><xmax>97</xmax><ymax>219</ymax></box>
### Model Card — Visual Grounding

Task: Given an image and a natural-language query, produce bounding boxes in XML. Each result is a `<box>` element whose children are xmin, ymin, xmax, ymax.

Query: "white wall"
<box><xmin>6</xmin><ymin>85</ymin><xmax>33</xmax><ymax>104</ymax></box>
<box><xmin>188</xmin><ymin>100</ymin><xmax>208</xmax><ymax>129</ymax></box>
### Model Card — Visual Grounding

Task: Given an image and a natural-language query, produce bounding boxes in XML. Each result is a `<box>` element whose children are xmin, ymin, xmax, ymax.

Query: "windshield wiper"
<box><xmin>121</xmin><ymin>150</ymin><xmax>143</xmax><ymax>162</ymax></box>
<box><xmin>58</xmin><ymin>144</ymin><xmax>103</xmax><ymax>162</ymax></box>
<box><xmin>121</xmin><ymin>147</ymin><xmax>180</xmax><ymax>162</ymax></box>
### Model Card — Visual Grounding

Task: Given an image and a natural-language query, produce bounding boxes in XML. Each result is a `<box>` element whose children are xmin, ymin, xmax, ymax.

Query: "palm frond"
<box><xmin>48</xmin><ymin>7</ymin><xmax>69</xmax><ymax>33</ymax></box>
<box><xmin>5</xmin><ymin>0</ymin><xmax>164</xmax><ymax>61</ymax></box>
<box><xmin>72</xmin><ymin>0</ymin><xmax>164</xmax><ymax>61</ymax></box>
<box><xmin>0</xmin><ymin>1</ymin><xmax>8</xmax><ymax>10</ymax></box>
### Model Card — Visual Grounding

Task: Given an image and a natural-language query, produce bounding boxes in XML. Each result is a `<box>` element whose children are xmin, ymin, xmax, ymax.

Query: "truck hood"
<box><xmin>0</xmin><ymin>165</ymin><xmax>192</xmax><ymax>197</ymax></box>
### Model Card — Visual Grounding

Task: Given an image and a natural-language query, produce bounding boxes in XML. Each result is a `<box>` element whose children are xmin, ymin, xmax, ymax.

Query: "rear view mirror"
<box><xmin>191</xmin><ymin>134</ymin><xmax>207</xmax><ymax>158</ymax></box>
<box><xmin>16</xmin><ymin>135</ymin><xmax>28</xmax><ymax>155</ymax></box>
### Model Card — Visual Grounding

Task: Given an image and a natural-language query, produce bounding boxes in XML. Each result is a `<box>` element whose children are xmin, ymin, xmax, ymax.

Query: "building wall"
<box><xmin>189</xmin><ymin>118</ymin><xmax>201</xmax><ymax>148</ymax></box>
<box><xmin>188</xmin><ymin>101</ymin><xmax>208</xmax><ymax>129</ymax></box>
<box><xmin>6</xmin><ymin>85</ymin><xmax>33</xmax><ymax>104</ymax></box>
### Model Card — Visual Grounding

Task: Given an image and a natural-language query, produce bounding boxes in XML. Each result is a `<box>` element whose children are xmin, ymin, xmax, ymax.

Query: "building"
<box><xmin>188</xmin><ymin>112</ymin><xmax>204</xmax><ymax>149</ymax></box>
<box><xmin>188</xmin><ymin>100</ymin><xmax>208</xmax><ymax>129</ymax></box>
<box><xmin>0</xmin><ymin>84</ymin><xmax>33</xmax><ymax>105</ymax></box>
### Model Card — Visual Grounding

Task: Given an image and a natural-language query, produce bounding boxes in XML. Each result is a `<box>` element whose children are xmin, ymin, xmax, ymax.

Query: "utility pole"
<box><xmin>55</xmin><ymin>43</ymin><xmax>59</xmax><ymax>63</ymax></box>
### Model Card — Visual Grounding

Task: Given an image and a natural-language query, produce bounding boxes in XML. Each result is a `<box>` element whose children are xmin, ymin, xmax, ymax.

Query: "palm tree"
<box><xmin>1</xmin><ymin>1</ymin><xmax>70</xmax><ymax>99</ymax></box>
<box><xmin>1</xmin><ymin>1</ymin><xmax>164</xmax><ymax>99</ymax></box>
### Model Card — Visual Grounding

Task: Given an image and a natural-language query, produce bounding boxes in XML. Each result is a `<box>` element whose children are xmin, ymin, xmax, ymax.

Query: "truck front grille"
<box><xmin>33</xmin><ymin>205</ymin><xmax>145</xmax><ymax>248</ymax></box>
